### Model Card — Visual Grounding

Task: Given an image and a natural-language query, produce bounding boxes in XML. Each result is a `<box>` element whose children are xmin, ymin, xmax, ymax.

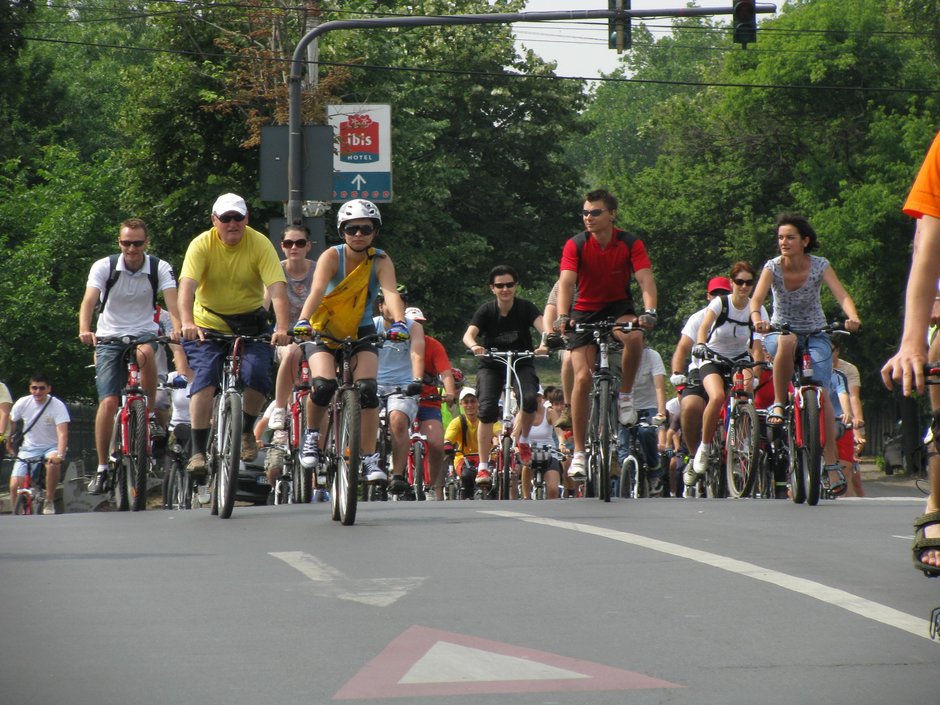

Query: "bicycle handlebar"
<box><xmin>572</xmin><ymin>319</ymin><xmax>644</xmax><ymax>335</ymax></box>
<box><xmin>202</xmin><ymin>330</ymin><xmax>272</xmax><ymax>343</ymax></box>
<box><xmin>696</xmin><ymin>346</ymin><xmax>754</xmax><ymax>370</ymax></box>
<box><xmin>769</xmin><ymin>321</ymin><xmax>854</xmax><ymax>336</ymax></box>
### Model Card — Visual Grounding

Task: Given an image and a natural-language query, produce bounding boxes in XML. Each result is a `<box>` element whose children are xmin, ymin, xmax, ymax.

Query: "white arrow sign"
<box><xmin>269</xmin><ymin>551</ymin><xmax>426</xmax><ymax>607</ymax></box>
<box><xmin>351</xmin><ymin>174</ymin><xmax>367</xmax><ymax>190</ymax></box>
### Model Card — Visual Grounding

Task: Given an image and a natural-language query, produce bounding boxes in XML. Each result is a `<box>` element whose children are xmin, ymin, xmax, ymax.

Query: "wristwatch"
<box><xmin>644</xmin><ymin>308</ymin><xmax>658</xmax><ymax>317</ymax></box>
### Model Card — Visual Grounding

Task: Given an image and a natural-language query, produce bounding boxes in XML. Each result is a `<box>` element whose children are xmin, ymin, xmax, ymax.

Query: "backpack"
<box><xmin>572</xmin><ymin>229</ymin><xmax>639</xmax><ymax>275</ymax></box>
<box><xmin>706</xmin><ymin>294</ymin><xmax>753</xmax><ymax>343</ymax></box>
<box><xmin>95</xmin><ymin>253</ymin><xmax>160</xmax><ymax>316</ymax></box>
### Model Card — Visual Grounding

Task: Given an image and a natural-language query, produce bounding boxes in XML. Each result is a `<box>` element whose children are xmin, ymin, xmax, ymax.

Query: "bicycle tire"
<box><xmin>497</xmin><ymin>436</ymin><xmax>513</xmax><ymax>500</ymax></box>
<box><xmin>803</xmin><ymin>392</ymin><xmax>822</xmax><ymax>506</ymax></box>
<box><xmin>217</xmin><ymin>392</ymin><xmax>242</xmax><ymax>519</ymax></box>
<box><xmin>335</xmin><ymin>388</ymin><xmax>361</xmax><ymax>525</ymax></box>
<box><xmin>164</xmin><ymin>459</ymin><xmax>178</xmax><ymax>509</ymax></box>
<box><xmin>585</xmin><ymin>388</ymin><xmax>600</xmax><ymax>498</ymax></box>
<box><xmin>788</xmin><ymin>411</ymin><xmax>806</xmax><ymax>504</ymax></box>
<box><xmin>726</xmin><ymin>403</ymin><xmax>760</xmax><ymax>498</ymax></box>
<box><xmin>411</xmin><ymin>441</ymin><xmax>426</xmax><ymax>501</ymax></box>
<box><xmin>620</xmin><ymin>456</ymin><xmax>638</xmax><ymax>498</ymax></box>
<box><xmin>706</xmin><ymin>425</ymin><xmax>726</xmax><ymax>499</ymax></box>
<box><xmin>597</xmin><ymin>379</ymin><xmax>612</xmax><ymax>502</ymax></box>
<box><xmin>128</xmin><ymin>399</ymin><xmax>148</xmax><ymax>511</ymax></box>
<box><xmin>294</xmin><ymin>407</ymin><xmax>312</xmax><ymax>504</ymax></box>
<box><xmin>13</xmin><ymin>494</ymin><xmax>30</xmax><ymax>515</ymax></box>
<box><xmin>115</xmin><ymin>459</ymin><xmax>130</xmax><ymax>511</ymax></box>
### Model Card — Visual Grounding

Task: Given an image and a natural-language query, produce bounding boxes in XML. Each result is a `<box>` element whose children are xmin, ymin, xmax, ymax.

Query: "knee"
<box><xmin>356</xmin><ymin>378</ymin><xmax>379</xmax><ymax>409</ymax></box>
<box><xmin>311</xmin><ymin>377</ymin><xmax>338</xmax><ymax>406</ymax></box>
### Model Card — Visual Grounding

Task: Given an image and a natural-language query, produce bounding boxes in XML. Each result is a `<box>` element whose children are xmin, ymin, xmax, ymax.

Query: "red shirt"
<box><xmin>559</xmin><ymin>229</ymin><xmax>651</xmax><ymax>311</ymax></box>
<box><xmin>421</xmin><ymin>335</ymin><xmax>451</xmax><ymax>409</ymax></box>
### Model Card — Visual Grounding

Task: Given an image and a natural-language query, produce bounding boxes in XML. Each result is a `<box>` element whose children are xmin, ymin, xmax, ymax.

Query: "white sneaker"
<box><xmin>42</xmin><ymin>501</ymin><xmax>56</xmax><ymax>515</ymax></box>
<box><xmin>618</xmin><ymin>395</ymin><xmax>637</xmax><ymax>426</ymax></box>
<box><xmin>362</xmin><ymin>453</ymin><xmax>387</xmax><ymax>483</ymax></box>
<box><xmin>683</xmin><ymin>465</ymin><xmax>701</xmax><ymax>488</ymax></box>
<box><xmin>269</xmin><ymin>407</ymin><xmax>287</xmax><ymax>431</ymax></box>
<box><xmin>692</xmin><ymin>444</ymin><xmax>709</xmax><ymax>474</ymax></box>
<box><xmin>568</xmin><ymin>454</ymin><xmax>587</xmax><ymax>480</ymax></box>
<box><xmin>300</xmin><ymin>430</ymin><xmax>319</xmax><ymax>469</ymax></box>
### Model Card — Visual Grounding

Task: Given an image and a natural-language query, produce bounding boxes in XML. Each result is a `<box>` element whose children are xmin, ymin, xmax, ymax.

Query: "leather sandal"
<box><xmin>913</xmin><ymin>512</ymin><xmax>940</xmax><ymax>577</ymax></box>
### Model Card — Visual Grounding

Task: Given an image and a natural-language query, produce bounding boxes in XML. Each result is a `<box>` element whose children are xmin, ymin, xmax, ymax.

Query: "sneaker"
<box><xmin>618</xmin><ymin>395</ymin><xmax>637</xmax><ymax>426</ymax></box>
<box><xmin>683</xmin><ymin>463</ymin><xmax>702</xmax><ymax>489</ymax></box>
<box><xmin>269</xmin><ymin>407</ymin><xmax>287</xmax><ymax>431</ymax></box>
<box><xmin>300</xmin><ymin>430</ymin><xmax>320</xmax><ymax>469</ymax></box>
<box><xmin>692</xmin><ymin>444</ymin><xmax>709</xmax><ymax>474</ymax></box>
<box><xmin>87</xmin><ymin>471</ymin><xmax>108</xmax><ymax>495</ymax></box>
<box><xmin>241</xmin><ymin>433</ymin><xmax>258</xmax><ymax>462</ymax></box>
<box><xmin>149</xmin><ymin>417</ymin><xmax>166</xmax><ymax>439</ymax></box>
<box><xmin>362</xmin><ymin>453</ymin><xmax>386</xmax><ymax>483</ymax></box>
<box><xmin>42</xmin><ymin>501</ymin><xmax>56</xmax><ymax>515</ymax></box>
<box><xmin>389</xmin><ymin>474</ymin><xmax>409</xmax><ymax>495</ymax></box>
<box><xmin>517</xmin><ymin>442</ymin><xmax>533</xmax><ymax>465</ymax></box>
<box><xmin>187</xmin><ymin>452</ymin><xmax>207</xmax><ymax>477</ymax></box>
<box><xmin>475</xmin><ymin>468</ymin><xmax>492</xmax><ymax>485</ymax></box>
<box><xmin>196</xmin><ymin>484</ymin><xmax>211</xmax><ymax>504</ymax></box>
<box><xmin>568</xmin><ymin>455</ymin><xmax>587</xmax><ymax>480</ymax></box>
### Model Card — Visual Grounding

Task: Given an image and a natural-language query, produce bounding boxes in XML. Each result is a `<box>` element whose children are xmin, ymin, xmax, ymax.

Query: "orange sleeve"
<box><xmin>904</xmin><ymin>131</ymin><xmax>940</xmax><ymax>219</ymax></box>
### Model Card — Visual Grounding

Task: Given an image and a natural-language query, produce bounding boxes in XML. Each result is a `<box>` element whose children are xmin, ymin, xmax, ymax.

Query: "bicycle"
<box><xmin>770</xmin><ymin>322</ymin><xmax>849</xmax><ymax>506</ymax></box>
<box><xmin>573</xmin><ymin>320</ymin><xmax>641</xmax><ymax>502</ymax></box>
<box><xmin>617</xmin><ymin>414</ymin><xmax>662</xmax><ymax>499</ymax></box>
<box><xmin>284</xmin><ymin>340</ymin><xmax>317</xmax><ymax>504</ymax></box>
<box><xmin>162</xmin><ymin>422</ymin><xmax>193</xmax><ymax>510</ymax></box>
<box><xmin>524</xmin><ymin>443</ymin><xmax>564</xmax><ymax>500</ymax></box>
<box><xmin>96</xmin><ymin>333</ymin><xmax>169</xmax><ymax>512</ymax></box>
<box><xmin>12</xmin><ymin>456</ymin><xmax>49</xmax><ymax>515</ymax></box>
<box><xmin>310</xmin><ymin>330</ymin><xmax>385</xmax><ymax>525</ymax></box>
<box><xmin>476</xmin><ymin>350</ymin><xmax>539</xmax><ymax>501</ymax></box>
<box><xmin>201</xmin><ymin>331</ymin><xmax>271</xmax><ymax>519</ymax></box>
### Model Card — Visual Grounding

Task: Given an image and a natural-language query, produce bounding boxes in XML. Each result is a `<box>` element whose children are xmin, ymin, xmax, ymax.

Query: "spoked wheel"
<box><xmin>115</xmin><ymin>459</ymin><xmax>130</xmax><ymax>511</ymax></box>
<box><xmin>597</xmin><ymin>380</ymin><xmax>612</xmax><ymax>502</ymax></box>
<box><xmin>128</xmin><ymin>399</ymin><xmax>149</xmax><ymax>511</ymax></box>
<box><xmin>334</xmin><ymin>389</ymin><xmax>361</xmax><ymax>525</ymax></box>
<box><xmin>620</xmin><ymin>456</ymin><xmax>638</xmax><ymax>498</ymax></box>
<box><xmin>216</xmin><ymin>392</ymin><xmax>242</xmax><ymax>519</ymax></box>
<box><xmin>13</xmin><ymin>494</ymin><xmax>30</xmax><ymax>515</ymax></box>
<box><xmin>787</xmin><ymin>413</ymin><xmax>806</xmax><ymax>504</ymax></box>
<box><xmin>705</xmin><ymin>436</ymin><xmax>726</xmax><ymax>499</ymax></box>
<box><xmin>411</xmin><ymin>442</ymin><xmax>426</xmax><ymax>501</ymax></box>
<box><xmin>166</xmin><ymin>460</ymin><xmax>191</xmax><ymax>510</ymax></box>
<box><xmin>496</xmin><ymin>436</ymin><xmax>513</xmax><ymax>500</ymax></box>
<box><xmin>726</xmin><ymin>403</ymin><xmax>760</xmax><ymax>498</ymax></box>
<box><xmin>293</xmin><ymin>412</ymin><xmax>312</xmax><ymax>504</ymax></box>
<box><xmin>802</xmin><ymin>393</ymin><xmax>822</xmax><ymax>506</ymax></box>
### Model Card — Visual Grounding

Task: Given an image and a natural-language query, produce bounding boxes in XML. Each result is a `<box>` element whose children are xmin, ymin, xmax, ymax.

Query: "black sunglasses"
<box><xmin>342</xmin><ymin>224</ymin><xmax>376</xmax><ymax>236</ymax></box>
<box><xmin>732</xmin><ymin>278</ymin><xmax>755</xmax><ymax>286</ymax></box>
<box><xmin>492</xmin><ymin>282</ymin><xmax>516</xmax><ymax>290</ymax></box>
<box><xmin>119</xmin><ymin>240</ymin><xmax>146</xmax><ymax>248</ymax></box>
<box><xmin>582</xmin><ymin>208</ymin><xmax>607</xmax><ymax>217</ymax></box>
<box><xmin>216</xmin><ymin>213</ymin><xmax>246</xmax><ymax>223</ymax></box>
<box><xmin>282</xmin><ymin>239</ymin><xmax>308</xmax><ymax>248</ymax></box>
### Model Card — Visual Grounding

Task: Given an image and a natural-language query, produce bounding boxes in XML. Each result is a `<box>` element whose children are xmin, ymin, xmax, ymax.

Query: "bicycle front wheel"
<box><xmin>128</xmin><ymin>399</ymin><xmax>149</xmax><ymax>511</ymax></box>
<box><xmin>411</xmin><ymin>441</ymin><xmax>426</xmax><ymax>500</ymax></box>
<box><xmin>787</xmin><ymin>413</ymin><xmax>806</xmax><ymax>504</ymax></box>
<box><xmin>802</xmin><ymin>393</ymin><xmax>822</xmax><ymax>506</ymax></box>
<box><xmin>13</xmin><ymin>494</ymin><xmax>30</xmax><ymax>515</ymax></box>
<box><xmin>597</xmin><ymin>379</ymin><xmax>612</xmax><ymax>502</ymax></box>
<box><xmin>217</xmin><ymin>392</ymin><xmax>243</xmax><ymax>519</ymax></box>
<box><xmin>293</xmin><ymin>408</ymin><xmax>312</xmax><ymax>504</ymax></box>
<box><xmin>496</xmin><ymin>436</ymin><xmax>513</xmax><ymax>500</ymax></box>
<box><xmin>334</xmin><ymin>388</ymin><xmax>361</xmax><ymax>525</ymax></box>
<box><xmin>726</xmin><ymin>403</ymin><xmax>760</xmax><ymax>498</ymax></box>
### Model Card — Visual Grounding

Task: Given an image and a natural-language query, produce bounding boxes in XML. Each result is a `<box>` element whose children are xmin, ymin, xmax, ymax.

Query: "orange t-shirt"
<box><xmin>904</xmin><ymin>131</ymin><xmax>940</xmax><ymax>219</ymax></box>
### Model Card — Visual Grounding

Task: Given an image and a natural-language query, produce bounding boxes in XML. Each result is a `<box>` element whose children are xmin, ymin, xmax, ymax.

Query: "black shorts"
<box><xmin>567</xmin><ymin>300</ymin><xmax>636</xmax><ymax>350</ymax></box>
<box><xmin>680</xmin><ymin>368</ymin><xmax>708</xmax><ymax>401</ymax></box>
<box><xmin>306</xmin><ymin>323</ymin><xmax>380</xmax><ymax>360</ymax></box>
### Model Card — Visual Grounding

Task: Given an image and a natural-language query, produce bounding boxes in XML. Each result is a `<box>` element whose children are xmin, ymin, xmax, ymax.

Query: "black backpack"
<box><xmin>706</xmin><ymin>294</ymin><xmax>753</xmax><ymax>343</ymax></box>
<box><xmin>95</xmin><ymin>253</ymin><xmax>161</xmax><ymax>316</ymax></box>
<box><xmin>571</xmin><ymin>229</ymin><xmax>640</xmax><ymax>299</ymax></box>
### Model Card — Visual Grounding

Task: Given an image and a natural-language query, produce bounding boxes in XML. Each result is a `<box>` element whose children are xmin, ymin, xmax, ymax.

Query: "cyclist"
<box><xmin>443</xmin><ymin>387</ymin><xmax>496</xmax><ymax>498</ymax></box>
<box><xmin>0</xmin><ymin>381</ymin><xmax>11</xmax><ymax>459</ymax></box>
<box><xmin>881</xmin><ymin>129</ymin><xmax>940</xmax><ymax>574</ymax></box>
<box><xmin>515</xmin><ymin>386</ymin><xmax>563</xmax><ymax>500</ymax></box>
<box><xmin>78</xmin><ymin>218</ymin><xmax>182</xmax><ymax>495</ymax></box>
<box><xmin>554</xmin><ymin>189</ymin><xmax>657</xmax><ymax>479</ymax></box>
<box><xmin>6</xmin><ymin>373</ymin><xmax>70</xmax><ymax>514</ymax></box>
<box><xmin>542</xmin><ymin>279</ymin><xmax>573</xmax><ymax>429</ymax></box>
<box><xmin>616</xmin><ymin>342</ymin><xmax>668</xmax><ymax>495</ymax></box>
<box><xmin>830</xmin><ymin>336</ymin><xmax>865</xmax><ymax>496</ymax></box>
<box><xmin>266</xmin><ymin>224</ymin><xmax>316</xmax><ymax>432</ymax></box>
<box><xmin>463</xmin><ymin>264</ymin><xmax>548</xmax><ymax>484</ymax></box>
<box><xmin>751</xmin><ymin>213</ymin><xmax>861</xmax><ymax>496</ymax></box>
<box><xmin>687</xmin><ymin>262</ymin><xmax>767</xmax><ymax>486</ymax></box>
<box><xmin>178</xmin><ymin>194</ymin><xmax>291</xmax><ymax>477</ymax></box>
<box><xmin>293</xmin><ymin>199</ymin><xmax>409</xmax><ymax>483</ymax></box>
<box><xmin>669</xmin><ymin>276</ymin><xmax>732</xmax><ymax>477</ymax></box>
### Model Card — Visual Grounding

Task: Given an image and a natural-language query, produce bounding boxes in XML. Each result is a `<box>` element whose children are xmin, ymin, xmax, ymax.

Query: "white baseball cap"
<box><xmin>459</xmin><ymin>387</ymin><xmax>477</xmax><ymax>402</ymax></box>
<box><xmin>212</xmin><ymin>193</ymin><xmax>247</xmax><ymax>217</ymax></box>
<box><xmin>404</xmin><ymin>306</ymin><xmax>426</xmax><ymax>322</ymax></box>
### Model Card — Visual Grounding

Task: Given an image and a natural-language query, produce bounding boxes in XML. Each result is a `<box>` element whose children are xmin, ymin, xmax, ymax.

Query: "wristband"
<box><xmin>644</xmin><ymin>309</ymin><xmax>657</xmax><ymax>318</ymax></box>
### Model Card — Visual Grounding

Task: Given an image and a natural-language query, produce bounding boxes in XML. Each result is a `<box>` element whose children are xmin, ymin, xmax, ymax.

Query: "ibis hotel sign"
<box><xmin>327</xmin><ymin>104</ymin><xmax>392</xmax><ymax>203</ymax></box>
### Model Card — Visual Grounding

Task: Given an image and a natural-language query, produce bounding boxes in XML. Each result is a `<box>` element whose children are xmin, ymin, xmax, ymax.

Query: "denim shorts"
<box><xmin>380</xmin><ymin>386</ymin><xmax>418</xmax><ymax>425</ymax></box>
<box><xmin>12</xmin><ymin>446</ymin><xmax>58</xmax><ymax>478</ymax></box>
<box><xmin>763</xmin><ymin>331</ymin><xmax>833</xmax><ymax>389</ymax></box>
<box><xmin>183</xmin><ymin>336</ymin><xmax>275</xmax><ymax>396</ymax></box>
<box><xmin>416</xmin><ymin>405</ymin><xmax>442</xmax><ymax>423</ymax></box>
<box><xmin>95</xmin><ymin>340</ymin><xmax>157</xmax><ymax>400</ymax></box>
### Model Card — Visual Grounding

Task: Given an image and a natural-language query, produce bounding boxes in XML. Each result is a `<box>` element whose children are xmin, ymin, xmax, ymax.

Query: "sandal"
<box><xmin>823</xmin><ymin>463</ymin><xmax>847</xmax><ymax>497</ymax></box>
<box><xmin>766</xmin><ymin>404</ymin><xmax>786</xmax><ymax>426</ymax></box>
<box><xmin>913</xmin><ymin>512</ymin><xmax>940</xmax><ymax>577</ymax></box>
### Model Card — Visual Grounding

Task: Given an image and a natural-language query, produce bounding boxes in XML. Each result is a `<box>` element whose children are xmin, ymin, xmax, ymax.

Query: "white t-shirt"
<box><xmin>10</xmin><ymin>395</ymin><xmax>70</xmax><ymax>451</ymax></box>
<box><xmin>702</xmin><ymin>296</ymin><xmax>768</xmax><ymax>359</ymax></box>
<box><xmin>0</xmin><ymin>382</ymin><xmax>11</xmax><ymax>407</ymax></box>
<box><xmin>633</xmin><ymin>347</ymin><xmax>666</xmax><ymax>411</ymax></box>
<box><xmin>680</xmin><ymin>308</ymin><xmax>708</xmax><ymax>372</ymax></box>
<box><xmin>88</xmin><ymin>255</ymin><xmax>177</xmax><ymax>337</ymax></box>
<box><xmin>168</xmin><ymin>375</ymin><xmax>192</xmax><ymax>431</ymax></box>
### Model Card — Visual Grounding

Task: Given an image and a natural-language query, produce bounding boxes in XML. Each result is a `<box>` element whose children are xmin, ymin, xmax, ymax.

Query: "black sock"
<box><xmin>192</xmin><ymin>428</ymin><xmax>209</xmax><ymax>456</ymax></box>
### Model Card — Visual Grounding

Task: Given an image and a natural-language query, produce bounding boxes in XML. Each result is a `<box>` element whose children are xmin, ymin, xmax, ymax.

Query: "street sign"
<box><xmin>327</xmin><ymin>104</ymin><xmax>392</xmax><ymax>203</ymax></box>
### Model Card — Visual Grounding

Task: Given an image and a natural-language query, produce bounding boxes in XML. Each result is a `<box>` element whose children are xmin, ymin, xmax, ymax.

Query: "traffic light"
<box><xmin>608</xmin><ymin>0</ymin><xmax>631</xmax><ymax>53</ymax></box>
<box><xmin>733</xmin><ymin>0</ymin><xmax>757</xmax><ymax>47</ymax></box>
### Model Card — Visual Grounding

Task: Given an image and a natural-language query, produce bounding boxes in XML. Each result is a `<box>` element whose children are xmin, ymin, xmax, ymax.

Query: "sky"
<box><xmin>515</xmin><ymin>1</ymin><xmax>756</xmax><ymax>79</ymax></box>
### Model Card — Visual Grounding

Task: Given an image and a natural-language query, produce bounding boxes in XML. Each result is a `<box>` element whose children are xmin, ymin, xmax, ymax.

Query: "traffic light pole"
<box><xmin>287</xmin><ymin>5</ymin><xmax>776</xmax><ymax>224</ymax></box>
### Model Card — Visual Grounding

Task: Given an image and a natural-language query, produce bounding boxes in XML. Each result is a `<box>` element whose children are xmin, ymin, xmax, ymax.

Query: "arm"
<box><xmin>266</xmin><ymin>280</ymin><xmax>292</xmax><ymax>346</ymax></box>
<box><xmin>750</xmin><ymin>267</ymin><xmax>773</xmax><ymax>333</ymax></box>
<box><xmin>53</xmin><ymin>421</ymin><xmax>68</xmax><ymax>462</ymax></box>
<box><xmin>696</xmin><ymin>308</ymin><xmax>717</xmax><ymax>346</ymax></box>
<box><xmin>298</xmin><ymin>249</ymin><xmax>338</xmax><ymax>322</ymax></box>
<box><xmin>161</xmin><ymin>287</ymin><xmax>182</xmax><ymax>340</ymax></box>
<box><xmin>554</xmin><ymin>269</ymin><xmax>577</xmax><ymax>331</ymax></box>
<box><xmin>0</xmin><ymin>401</ymin><xmax>10</xmax><ymax>441</ymax></box>
<box><xmin>532</xmin><ymin>314</ymin><xmax>549</xmax><ymax>354</ymax></box>
<box><xmin>654</xmin><ymin>373</ymin><xmax>667</xmax><ymax>418</ymax></box>
<box><xmin>634</xmin><ymin>267</ymin><xmax>657</xmax><ymax>312</ymax></box>
<box><xmin>671</xmin><ymin>335</ymin><xmax>693</xmax><ymax>376</ymax></box>
<box><xmin>821</xmin><ymin>266</ymin><xmax>860</xmax><ymax>331</ymax></box>
<box><xmin>409</xmin><ymin>321</ymin><xmax>426</xmax><ymax>380</ymax></box>
<box><xmin>463</xmin><ymin>324</ymin><xmax>483</xmax><ymax>356</ymax></box>
<box><xmin>178</xmin><ymin>277</ymin><xmax>202</xmax><ymax>342</ymax></box>
<box><xmin>375</xmin><ymin>257</ymin><xmax>406</xmax><ymax>323</ymax></box>
<box><xmin>78</xmin><ymin>287</ymin><xmax>101</xmax><ymax>346</ymax></box>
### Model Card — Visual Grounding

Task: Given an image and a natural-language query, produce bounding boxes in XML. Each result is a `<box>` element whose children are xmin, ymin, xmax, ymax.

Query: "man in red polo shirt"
<box><xmin>553</xmin><ymin>189</ymin><xmax>658</xmax><ymax>479</ymax></box>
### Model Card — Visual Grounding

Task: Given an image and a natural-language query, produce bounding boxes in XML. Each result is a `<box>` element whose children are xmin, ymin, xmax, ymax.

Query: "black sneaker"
<box><xmin>388</xmin><ymin>474</ymin><xmax>409</xmax><ymax>495</ymax></box>
<box><xmin>87</xmin><ymin>472</ymin><xmax>108</xmax><ymax>495</ymax></box>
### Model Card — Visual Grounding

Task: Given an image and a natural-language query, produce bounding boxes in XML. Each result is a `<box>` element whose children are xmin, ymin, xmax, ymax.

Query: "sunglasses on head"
<box><xmin>120</xmin><ymin>240</ymin><xmax>146</xmax><ymax>248</ymax></box>
<box><xmin>342</xmin><ymin>224</ymin><xmax>376</xmax><ymax>236</ymax></box>
<box><xmin>216</xmin><ymin>213</ymin><xmax>246</xmax><ymax>223</ymax></box>
<box><xmin>732</xmin><ymin>277</ymin><xmax>755</xmax><ymax>286</ymax></box>
<box><xmin>492</xmin><ymin>282</ymin><xmax>516</xmax><ymax>290</ymax></box>
<box><xmin>282</xmin><ymin>239</ymin><xmax>308</xmax><ymax>248</ymax></box>
<box><xmin>582</xmin><ymin>208</ymin><xmax>606</xmax><ymax>217</ymax></box>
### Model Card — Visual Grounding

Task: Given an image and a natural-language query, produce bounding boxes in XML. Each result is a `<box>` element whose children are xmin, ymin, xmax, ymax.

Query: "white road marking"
<box><xmin>399</xmin><ymin>642</ymin><xmax>590</xmax><ymax>684</ymax></box>
<box><xmin>482</xmin><ymin>510</ymin><xmax>937</xmax><ymax>643</ymax></box>
<box><xmin>269</xmin><ymin>551</ymin><xmax>426</xmax><ymax>607</ymax></box>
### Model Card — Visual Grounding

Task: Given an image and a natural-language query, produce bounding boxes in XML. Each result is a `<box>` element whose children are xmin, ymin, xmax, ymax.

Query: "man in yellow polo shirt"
<box><xmin>179</xmin><ymin>193</ymin><xmax>291</xmax><ymax>474</ymax></box>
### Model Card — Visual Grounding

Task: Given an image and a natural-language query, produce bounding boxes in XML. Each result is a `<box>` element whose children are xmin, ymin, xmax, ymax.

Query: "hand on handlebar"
<box><xmin>387</xmin><ymin>321</ymin><xmax>410</xmax><ymax>342</ymax></box>
<box><xmin>292</xmin><ymin>319</ymin><xmax>313</xmax><ymax>338</ymax></box>
<box><xmin>843</xmin><ymin>318</ymin><xmax>861</xmax><ymax>334</ymax></box>
<box><xmin>691</xmin><ymin>343</ymin><xmax>707</xmax><ymax>360</ymax></box>
<box><xmin>670</xmin><ymin>373</ymin><xmax>687</xmax><ymax>386</ymax></box>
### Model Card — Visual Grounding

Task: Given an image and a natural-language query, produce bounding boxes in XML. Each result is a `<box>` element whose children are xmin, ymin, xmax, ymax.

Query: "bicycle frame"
<box><xmin>13</xmin><ymin>457</ymin><xmax>47</xmax><ymax>515</ymax></box>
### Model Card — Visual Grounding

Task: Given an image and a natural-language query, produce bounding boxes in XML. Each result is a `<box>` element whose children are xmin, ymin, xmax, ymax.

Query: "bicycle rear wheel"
<box><xmin>726</xmin><ymin>403</ymin><xmax>760</xmax><ymax>498</ymax></box>
<box><xmin>333</xmin><ymin>388</ymin><xmax>360</xmax><ymax>525</ymax></box>
<box><xmin>802</xmin><ymin>393</ymin><xmax>822</xmax><ymax>506</ymax></box>
<box><xmin>128</xmin><ymin>399</ymin><xmax>149</xmax><ymax>511</ymax></box>
<box><xmin>217</xmin><ymin>392</ymin><xmax>242</xmax><ymax>519</ymax></box>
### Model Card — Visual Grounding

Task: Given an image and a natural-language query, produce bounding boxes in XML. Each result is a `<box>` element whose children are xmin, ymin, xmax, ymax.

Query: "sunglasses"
<box><xmin>492</xmin><ymin>282</ymin><xmax>516</xmax><ymax>290</ymax></box>
<box><xmin>282</xmin><ymin>239</ymin><xmax>308</xmax><ymax>248</ymax></box>
<box><xmin>732</xmin><ymin>278</ymin><xmax>755</xmax><ymax>286</ymax></box>
<box><xmin>30</xmin><ymin>385</ymin><xmax>48</xmax><ymax>391</ymax></box>
<box><xmin>582</xmin><ymin>208</ymin><xmax>607</xmax><ymax>217</ymax></box>
<box><xmin>120</xmin><ymin>240</ymin><xmax>146</xmax><ymax>248</ymax></box>
<box><xmin>216</xmin><ymin>213</ymin><xmax>246</xmax><ymax>223</ymax></box>
<box><xmin>342</xmin><ymin>224</ymin><xmax>376</xmax><ymax>236</ymax></box>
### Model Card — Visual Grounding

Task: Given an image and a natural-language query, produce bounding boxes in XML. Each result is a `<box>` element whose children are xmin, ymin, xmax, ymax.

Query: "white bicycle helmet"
<box><xmin>337</xmin><ymin>199</ymin><xmax>382</xmax><ymax>231</ymax></box>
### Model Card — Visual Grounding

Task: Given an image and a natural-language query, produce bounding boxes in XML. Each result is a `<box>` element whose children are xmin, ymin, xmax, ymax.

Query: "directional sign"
<box><xmin>327</xmin><ymin>104</ymin><xmax>393</xmax><ymax>203</ymax></box>
<box><xmin>334</xmin><ymin>625</ymin><xmax>682</xmax><ymax>699</ymax></box>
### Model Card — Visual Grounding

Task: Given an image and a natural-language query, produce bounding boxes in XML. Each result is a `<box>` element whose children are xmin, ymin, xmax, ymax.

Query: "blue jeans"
<box><xmin>617</xmin><ymin>408</ymin><xmax>661</xmax><ymax>473</ymax></box>
<box><xmin>763</xmin><ymin>331</ymin><xmax>833</xmax><ymax>389</ymax></box>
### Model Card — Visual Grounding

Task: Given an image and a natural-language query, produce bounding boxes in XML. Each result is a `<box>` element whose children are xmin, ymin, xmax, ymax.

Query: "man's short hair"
<box><xmin>585</xmin><ymin>189</ymin><xmax>618</xmax><ymax>212</ymax></box>
<box><xmin>120</xmin><ymin>218</ymin><xmax>148</xmax><ymax>236</ymax></box>
<box><xmin>29</xmin><ymin>372</ymin><xmax>51</xmax><ymax>386</ymax></box>
<box><xmin>489</xmin><ymin>264</ymin><xmax>518</xmax><ymax>285</ymax></box>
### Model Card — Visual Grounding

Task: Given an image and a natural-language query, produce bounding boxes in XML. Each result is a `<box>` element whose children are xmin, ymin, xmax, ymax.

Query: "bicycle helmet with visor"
<box><xmin>337</xmin><ymin>199</ymin><xmax>382</xmax><ymax>233</ymax></box>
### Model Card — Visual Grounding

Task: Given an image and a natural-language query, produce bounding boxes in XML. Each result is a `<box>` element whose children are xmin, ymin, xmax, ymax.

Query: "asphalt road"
<box><xmin>2</xmin><ymin>479</ymin><xmax>939</xmax><ymax>705</ymax></box>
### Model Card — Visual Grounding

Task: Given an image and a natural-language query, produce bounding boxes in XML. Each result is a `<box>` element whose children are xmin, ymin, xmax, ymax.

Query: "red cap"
<box><xmin>707</xmin><ymin>276</ymin><xmax>733</xmax><ymax>294</ymax></box>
